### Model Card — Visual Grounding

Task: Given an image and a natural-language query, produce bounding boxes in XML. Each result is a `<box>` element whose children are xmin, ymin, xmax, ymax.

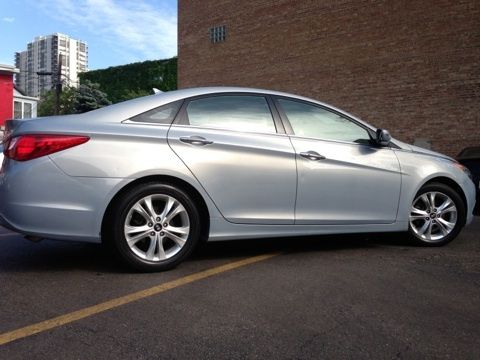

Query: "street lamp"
<box><xmin>33</xmin><ymin>56</ymin><xmax>63</xmax><ymax>115</ymax></box>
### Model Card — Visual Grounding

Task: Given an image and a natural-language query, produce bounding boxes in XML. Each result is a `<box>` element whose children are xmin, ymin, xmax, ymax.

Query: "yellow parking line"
<box><xmin>0</xmin><ymin>252</ymin><xmax>279</xmax><ymax>346</ymax></box>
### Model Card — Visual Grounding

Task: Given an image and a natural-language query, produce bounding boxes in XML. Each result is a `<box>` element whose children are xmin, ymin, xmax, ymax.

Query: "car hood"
<box><xmin>393</xmin><ymin>139</ymin><xmax>455</xmax><ymax>161</ymax></box>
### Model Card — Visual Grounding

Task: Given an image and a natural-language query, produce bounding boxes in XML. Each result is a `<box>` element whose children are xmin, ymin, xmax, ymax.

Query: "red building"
<box><xmin>0</xmin><ymin>64</ymin><xmax>19</xmax><ymax>128</ymax></box>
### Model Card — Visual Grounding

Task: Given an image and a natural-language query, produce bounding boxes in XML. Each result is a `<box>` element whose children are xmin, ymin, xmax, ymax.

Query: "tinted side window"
<box><xmin>185</xmin><ymin>96</ymin><xmax>276</xmax><ymax>133</ymax></box>
<box><xmin>278</xmin><ymin>99</ymin><xmax>371</xmax><ymax>143</ymax></box>
<box><xmin>130</xmin><ymin>100</ymin><xmax>182</xmax><ymax>124</ymax></box>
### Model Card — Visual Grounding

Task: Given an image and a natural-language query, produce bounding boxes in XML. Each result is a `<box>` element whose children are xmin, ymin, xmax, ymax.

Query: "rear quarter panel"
<box><xmin>47</xmin><ymin>123</ymin><xmax>224</xmax><ymax>235</ymax></box>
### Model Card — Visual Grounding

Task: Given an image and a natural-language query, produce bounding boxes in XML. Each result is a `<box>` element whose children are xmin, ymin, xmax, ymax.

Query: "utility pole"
<box><xmin>54</xmin><ymin>55</ymin><xmax>63</xmax><ymax>115</ymax></box>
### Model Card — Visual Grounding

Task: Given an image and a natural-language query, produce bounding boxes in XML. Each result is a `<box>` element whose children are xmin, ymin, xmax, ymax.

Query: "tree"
<box><xmin>74</xmin><ymin>80</ymin><xmax>111</xmax><ymax>113</ymax></box>
<box><xmin>37</xmin><ymin>81</ymin><xmax>111</xmax><ymax>116</ymax></box>
<box><xmin>120</xmin><ymin>88</ymin><xmax>151</xmax><ymax>101</ymax></box>
<box><xmin>78</xmin><ymin>57</ymin><xmax>177</xmax><ymax>103</ymax></box>
<box><xmin>37</xmin><ymin>86</ymin><xmax>76</xmax><ymax>116</ymax></box>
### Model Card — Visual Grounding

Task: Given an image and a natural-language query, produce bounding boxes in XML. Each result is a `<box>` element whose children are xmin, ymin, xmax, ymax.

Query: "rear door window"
<box><xmin>185</xmin><ymin>95</ymin><xmax>277</xmax><ymax>134</ymax></box>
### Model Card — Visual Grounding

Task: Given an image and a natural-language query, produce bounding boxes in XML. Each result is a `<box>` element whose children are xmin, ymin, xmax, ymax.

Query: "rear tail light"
<box><xmin>3</xmin><ymin>134</ymin><xmax>90</xmax><ymax>161</ymax></box>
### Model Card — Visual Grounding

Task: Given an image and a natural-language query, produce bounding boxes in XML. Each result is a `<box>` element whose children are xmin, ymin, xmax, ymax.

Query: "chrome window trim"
<box><xmin>287</xmin><ymin>133</ymin><xmax>393</xmax><ymax>150</ymax></box>
<box><xmin>121</xmin><ymin>120</ymin><xmax>172</xmax><ymax>127</ymax></box>
<box><xmin>169</xmin><ymin>123</ymin><xmax>290</xmax><ymax>138</ymax></box>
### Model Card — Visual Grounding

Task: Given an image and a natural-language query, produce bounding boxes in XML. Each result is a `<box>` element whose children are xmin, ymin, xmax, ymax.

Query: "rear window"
<box><xmin>129</xmin><ymin>101</ymin><xmax>182</xmax><ymax>124</ymax></box>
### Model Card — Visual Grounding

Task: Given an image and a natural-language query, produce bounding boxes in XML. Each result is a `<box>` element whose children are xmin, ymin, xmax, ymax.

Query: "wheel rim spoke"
<box><xmin>125</xmin><ymin>224</ymin><xmax>151</xmax><ymax>235</ymax></box>
<box><xmin>410</xmin><ymin>214</ymin><xmax>426</xmax><ymax>220</ymax></box>
<box><xmin>437</xmin><ymin>198</ymin><xmax>452</xmax><ymax>212</ymax></box>
<box><xmin>437</xmin><ymin>217</ymin><xmax>455</xmax><ymax>231</ymax></box>
<box><xmin>428</xmin><ymin>192</ymin><xmax>436</xmax><ymax>209</ymax></box>
<box><xmin>125</xmin><ymin>224</ymin><xmax>151</xmax><ymax>246</ymax></box>
<box><xmin>142</xmin><ymin>196</ymin><xmax>158</xmax><ymax>219</ymax></box>
<box><xmin>145</xmin><ymin>236</ymin><xmax>157</xmax><ymax>260</ymax></box>
<box><xmin>165</xmin><ymin>204</ymin><xmax>184</xmax><ymax>223</ymax></box>
<box><xmin>420</xmin><ymin>194</ymin><xmax>431</xmax><ymax>209</ymax></box>
<box><xmin>426</xmin><ymin>220</ymin><xmax>433</xmax><ymax>240</ymax></box>
<box><xmin>132</xmin><ymin>203</ymin><xmax>153</xmax><ymax>222</ymax></box>
<box><xmin>436</xmin><ymin>220</ymin><xmax>448</xmax><ymax>236</ymax></box>
<box><xmin>157</xmin><ymin>234</ymin><xmax>166</xmax><ymax>260</ymax></box>
<box><xmin>417</xmin><ymin>220</ymin><xmax>431</xmax><ymax>235</ymax></box>
<box><xmin>166</xmin><ymin>225</ymin><xmax>190</xmax><ymax>236</ymax></box>
<box><xmin>410</xmin><ymin>206</ymin><xmax>428</xmax><ymax>220</ymax></box>
<box><xmin>124</xmin><ymin>193</ymin><xmax>190</xmax><ymax>262</ymax></box>
<box><xmin>164</xmin><ymin>230</ymin><xmax>187</xmax><ymax>247</ymax></box>
<box><xmin>159</xmin><ymin>197</ymin><xmax>175</xmax><ymax>221</ymax></box>
<box><xmin>440</xmin><ymin>205</ymin><xmax>456</xmax><ymax>215</ymax></box>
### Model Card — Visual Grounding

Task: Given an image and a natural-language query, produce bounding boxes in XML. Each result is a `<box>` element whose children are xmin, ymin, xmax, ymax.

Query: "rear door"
<box><xmin>168</xmin><ymin>94</ymin><xmax>297</xmax><ymax>224</ymax></box>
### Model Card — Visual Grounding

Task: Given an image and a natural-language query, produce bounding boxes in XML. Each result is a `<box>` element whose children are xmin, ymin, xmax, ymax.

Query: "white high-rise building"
<box><xmin>15</xmin><ymin>33</ymin><xmax>88</xmax><ymax>97</ymax></box>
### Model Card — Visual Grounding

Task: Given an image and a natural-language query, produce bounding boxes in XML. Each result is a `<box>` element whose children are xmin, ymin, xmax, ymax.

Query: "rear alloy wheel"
<box><xmin>110</xmin><ymin>183</ymin><xmax>200</xmax><ymax>271</ymax></box>
<box><xmin>408</xmin><ymin>183</ymin><xmax>465</xmax><ymax>246</ymax></box>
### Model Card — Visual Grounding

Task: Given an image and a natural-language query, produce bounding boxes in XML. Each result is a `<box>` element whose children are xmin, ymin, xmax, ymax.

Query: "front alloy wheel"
<box><xmin>408</xmin><ymin>183</ymin><xmax>465</xmax><ymax>246</ymax></box>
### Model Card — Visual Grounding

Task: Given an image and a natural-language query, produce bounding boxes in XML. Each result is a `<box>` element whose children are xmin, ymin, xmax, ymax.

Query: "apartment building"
<box><xmin>15</xmin><ymin>33</ymin><xmax>88</xmax><ymax>97</ymax></box>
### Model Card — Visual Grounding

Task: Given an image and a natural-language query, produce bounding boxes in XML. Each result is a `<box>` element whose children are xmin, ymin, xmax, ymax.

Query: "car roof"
<box><xmin>84</xmin><ymin>86</ymin><xmax>372</xmax><ymax>129</ymax></box>
<box><xmin>86</xmin><ymin>87</ymin><xmax>305</xmax><ymax>120</ymax></box>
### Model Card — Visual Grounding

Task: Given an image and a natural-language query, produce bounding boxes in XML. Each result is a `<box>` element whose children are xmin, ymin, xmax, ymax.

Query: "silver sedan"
<box><xmin>0</xmin><ymin>87</ymin><xmax>476</xmax><ymax>271</ymax></box>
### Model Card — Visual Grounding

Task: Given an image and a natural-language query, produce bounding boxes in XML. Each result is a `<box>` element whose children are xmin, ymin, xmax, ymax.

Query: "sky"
<box><xmin>0</xmin><ymin>0</ymin><xmax>177</xmax><ymax>70</ymax></box>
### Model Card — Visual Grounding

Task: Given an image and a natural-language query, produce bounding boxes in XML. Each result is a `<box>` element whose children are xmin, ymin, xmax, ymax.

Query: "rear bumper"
<box><xmin>0</xmin><ymin>156</ymin><xmax>125</xmax><ymax>243</ymax></box>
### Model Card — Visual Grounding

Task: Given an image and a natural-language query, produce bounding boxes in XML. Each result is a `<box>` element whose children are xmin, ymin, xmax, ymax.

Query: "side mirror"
<box><xmin>376</xmin><ymin>129</ymin><xmax>391</xmax><ymax>147</ymax></box>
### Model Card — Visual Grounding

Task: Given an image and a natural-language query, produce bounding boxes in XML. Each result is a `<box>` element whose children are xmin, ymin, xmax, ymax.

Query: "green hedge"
<box><xmin>79</xmin><ymin>57</ymin><xmax>177</xmax><ymax>103</ymax></box>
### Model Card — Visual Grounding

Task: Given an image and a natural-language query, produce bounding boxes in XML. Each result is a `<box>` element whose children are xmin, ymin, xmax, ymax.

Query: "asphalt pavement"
<box><xmin>0</xmin><ymin>219</ymin><xmax>479</xmax><ymax>359</ymax></box>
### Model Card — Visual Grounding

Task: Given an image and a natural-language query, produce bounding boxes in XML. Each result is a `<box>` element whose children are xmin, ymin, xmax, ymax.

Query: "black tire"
<box><xmin>106</xmin><ymin>183</ymin><xmax>201</xmax><ymax>272</ymax></box>
<box><xmin>408</xmin><ymin>182</ymin><xmax>466</xmax><ymax>246</ymax></box>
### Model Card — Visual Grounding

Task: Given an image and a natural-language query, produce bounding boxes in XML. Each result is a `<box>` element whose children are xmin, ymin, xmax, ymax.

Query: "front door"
<box><xmin>275</xmin><ymin>97</ymin><xmax>402</xmax><ymax>225</ymax></box>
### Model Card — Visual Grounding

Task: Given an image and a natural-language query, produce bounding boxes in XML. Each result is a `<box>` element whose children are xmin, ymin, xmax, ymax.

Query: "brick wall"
<box><xmin>178</xmin><ymin>0</ymin><xmax>480</xmax><ymax>156</ymax></box>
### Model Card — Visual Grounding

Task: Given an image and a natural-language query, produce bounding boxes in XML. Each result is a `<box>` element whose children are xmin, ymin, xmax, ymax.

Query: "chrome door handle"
<box><xmin>300</xmin><ymin>151</ymin><xmax>326</xmax><ymax>161</ymax></box>
<box><xmin>179</xmin><ymin>136</ymin><xmax>214</xmax><ymax>146</ymax></box>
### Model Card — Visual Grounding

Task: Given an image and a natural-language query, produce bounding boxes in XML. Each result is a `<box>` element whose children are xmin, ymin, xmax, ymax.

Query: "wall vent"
<box><xmin>209</xmin><ymin>25</ymin><xmax>226</xmax><ymax>43</ymax></box>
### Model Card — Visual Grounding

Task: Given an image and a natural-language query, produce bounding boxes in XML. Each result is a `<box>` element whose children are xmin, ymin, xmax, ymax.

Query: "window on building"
<box><xmin>24</xmin><ymin>103</ymin><xmax>32</xmax><ymax>118</ymax></box>
<box><xmin>277</xmin><ymin>99</ymin><xmax>371</xmax><ymax>144</ymax></box>
<box><xmin>129</xmin><ymin>101</ymin><xmax>182</xmax><ymax>124</ymax></box>
<box><xmin>209</xmin><ymin>25</ymin><xmax>226</xmax><ymax>43</ymax></box>
<box><xmin>14</xmin><ymin>101</ymin><xmax>22</xmax><ymax>119</ymax></box>
<box><xmin>185</xmin><ymin>95</ymin><xmax>276</xmax><ymax>133</ymax></box>
<box><xmin>59</xmin><ymin>54</ymin><xmax>67</xmax><ymax>66</ymax></box>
